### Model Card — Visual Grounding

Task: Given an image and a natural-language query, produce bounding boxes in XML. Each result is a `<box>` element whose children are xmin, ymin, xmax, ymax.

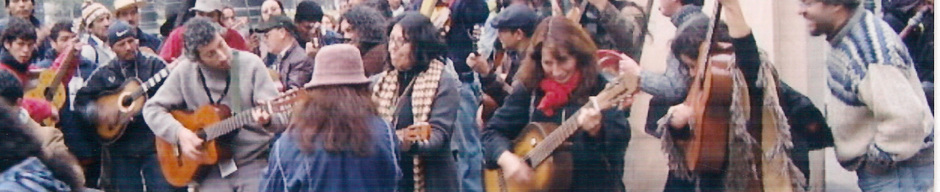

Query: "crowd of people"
<box><xmin>0</xmin><ymin>0</ymin><xmax>933</xmax><ymax>191</ymax></box>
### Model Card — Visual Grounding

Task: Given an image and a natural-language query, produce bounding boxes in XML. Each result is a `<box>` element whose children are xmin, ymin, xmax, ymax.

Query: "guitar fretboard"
<box><xmin>129</xmin><ymin>68</ymin><xmax>172</xmax><ymax>99</ymax></box>
<box><xmin>524</xmin><ymin>109</ymin><xmax>586</xmax><ymax>167</ymax></box>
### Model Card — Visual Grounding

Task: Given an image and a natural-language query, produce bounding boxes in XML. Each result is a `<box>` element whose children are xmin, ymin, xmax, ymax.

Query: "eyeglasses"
<box><xmin>389</xmin><ymin>36</ymin><xmax>409</xmax><ymax>47</ymax></box>
<box><xmin>799</xmin><ymin>0</ymin><xmax>821</xmax><ymax>8</ymax></box>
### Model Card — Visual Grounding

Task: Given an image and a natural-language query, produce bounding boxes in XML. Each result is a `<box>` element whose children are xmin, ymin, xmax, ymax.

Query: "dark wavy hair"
<box><xmin>291</xmin><ymin>84</ymin><xmax>377</xmax><ymax>156</ymax></box>
<box><xmin>670</xmin><ymin>17</ymin><xmax>733</xmax><ymax>62</ymax></box>
<box><xmin>0</xmin><ymin>104</ymin><xmax>83</xmax><ymax>190</ymax></box>
<box><xmin>388</xmin><ymin>12</ymin><xmax>447</xmax><ymax>72</ymax></box>
<box><xmin>1</xmin><ymin>17</ymin><xmax>37</xmax><ymax>45</ymax></box>
<box><xmin>516</xmin><ymin>16</ymin><xmax>599</xmax><ymax>103</ymax></box>
<box><xmin>0</xmin><ymin>71</ymin><xmax>23</xmax><ymax>105</ymax></box>
<box><xmin>341</xmin><ymin>5</ymin><xmax>389</xmax><ymax>46</ymax></box>
<box><xmin>183</xmin><ymin>17</ymin><xmax>225</xmax><ymax>61</ymax></box>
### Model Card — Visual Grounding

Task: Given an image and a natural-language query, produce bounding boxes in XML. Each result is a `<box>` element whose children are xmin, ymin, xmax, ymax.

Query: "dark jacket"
<box><xmin>386</xmin><ymin>68</ymin><xmax>461</xmax><ymax>191</ymax></box>
<box><xmin>580</xmin><ymin>2</ymin><xmax>644</xmax><ymax>59</ymax></box>
<box><xmin>137</xmin><ymin>28</ymin><xmax>163</xmax><ymax>53</ymax></box>
<box><xmin>74</xmin><ymin>53</ymin><xmax>167</xmax><ymax>155</ymax></box>
<box><xmin>260</xmin><ymin>116</ymin><xmax>401</xmax><ymax>192</ymax></box>
<box><xmin>444</xmin><ymin>0</ymin><xmax>490</xmax><ymax>76</ymax></box>
<box><xmin>273</xmin><ymin>43</ymin><xmax>316</xmax><ymax>90</ymax></box>
<box><xmin>482</xmin><ymin>76</ymin><xmax>631</xmax><ymax>191</ymax></box>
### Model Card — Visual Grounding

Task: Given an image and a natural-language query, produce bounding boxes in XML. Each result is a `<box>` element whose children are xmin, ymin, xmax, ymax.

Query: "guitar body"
<box><xmin>678</xmin><ymin>57</ymin><xmax>734</xmax><ymax>174</ymax></box>
<box><xmin>484</xmin><ymin>122</ymin><xmax>572</xmax><ymax>192</ymax></box>
<box><xmin>25</xmin><ymin>69</ymin><xmax>67</xmax><ymax>125</ymax></box>
<box><xmin>156</xmin><ymin>105</ymin><xmax>229</xmax><ymax>187</ymax></box>
<box><xmin>95</xmin><ymin>79</ymin><xmax>147</xmax><ymax>141</ymax></box>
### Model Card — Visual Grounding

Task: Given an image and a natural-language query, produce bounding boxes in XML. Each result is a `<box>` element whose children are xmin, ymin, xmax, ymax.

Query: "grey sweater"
<box><xmin>143</xmin><ymin>51</ymin><xmax>284</xmax><ymax>171</ymax></box>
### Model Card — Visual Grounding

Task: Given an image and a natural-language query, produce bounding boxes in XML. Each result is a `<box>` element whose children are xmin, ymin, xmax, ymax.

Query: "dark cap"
<box><xmin>491</xmin><ymin>4</ymin><xmax>539</xmax><ymax>29</ymax></box>
<box><xmin>254</xmin><ymin>15</ymin><xmax>296</xmax><ymax>33</ymax></box>
<box><xmin>108</xmin><ymin>20</ymin><xmax>138</xmax><ymax>46</ymax></box>
<box><xmin>295</xmin><ymin>1</ymin><xmax>325</xmax><ymax>22</ymax></box>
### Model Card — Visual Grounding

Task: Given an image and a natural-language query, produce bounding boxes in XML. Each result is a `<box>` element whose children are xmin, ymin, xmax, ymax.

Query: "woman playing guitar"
<box><xmin>480</xmin><ymin>16</ymin><xmax>632</xmax><ymax>191</ymax></box>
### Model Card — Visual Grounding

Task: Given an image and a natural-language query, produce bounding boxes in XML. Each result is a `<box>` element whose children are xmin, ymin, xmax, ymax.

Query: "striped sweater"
<box><xmin>825</xmin><ymin>8</ymin><xmax>933</xmax><ymax>168</ymax></box>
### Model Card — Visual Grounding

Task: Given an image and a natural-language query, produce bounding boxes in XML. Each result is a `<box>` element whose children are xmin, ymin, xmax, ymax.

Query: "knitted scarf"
<box><xmin>537</xmin><ymin>71</ymin><xmax>582</xmax><ymax>117</ymax></box>
<box><xmin>654</xmin><ymin>58</ymin><xmax>807</xmax><ymax>191</ymax></box>
<box><xmin>372</xmin><ymin>59</ymin><xmax>444</xmax><ymax>192</ymax></box>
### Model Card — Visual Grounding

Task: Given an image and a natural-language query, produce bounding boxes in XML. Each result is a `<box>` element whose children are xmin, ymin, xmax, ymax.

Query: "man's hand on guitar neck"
<box><xmin>497</xmin><ymin>151</ymin><xmax>534</xmax><ymax>184</ymax></box>
<box><xmin>577</xmin><ymin>106</ymin><xmax>602</xmax><ymax>137</ymax></box>
<box><xmin>177</xmin><ymin>128</ymin><xmax>206</xmax><ymax>160</ymax></box>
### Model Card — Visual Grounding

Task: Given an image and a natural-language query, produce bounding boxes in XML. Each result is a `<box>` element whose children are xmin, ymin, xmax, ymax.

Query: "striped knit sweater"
<box><xmin>825</xmin><ymin>8</ymin><xmax>933</xmax><ymax>169</ymax></box>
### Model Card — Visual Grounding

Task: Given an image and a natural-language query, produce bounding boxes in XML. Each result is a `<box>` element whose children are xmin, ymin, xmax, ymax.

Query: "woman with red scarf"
<box><xmin>480</xmin><ymin>16</ymin><xmax>631</xmax><ymax>191</ymax></box>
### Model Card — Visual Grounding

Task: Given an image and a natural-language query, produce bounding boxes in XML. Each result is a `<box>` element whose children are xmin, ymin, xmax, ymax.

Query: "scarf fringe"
<box><xmin>655</xmin><ymin>58</ymin><xmax>807</xmax><ymax>191</ymax></box>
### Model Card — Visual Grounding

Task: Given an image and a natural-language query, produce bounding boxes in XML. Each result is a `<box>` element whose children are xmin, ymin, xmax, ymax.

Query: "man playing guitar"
<box><xmin>142</xmin><ymin>17</ymin><xmax>284</xmax><ymax>191</ymax></box>
<box><xmin>74</xmin><ymin>21</ymin><xmax>182</xmax><ymax>192</ymax></box>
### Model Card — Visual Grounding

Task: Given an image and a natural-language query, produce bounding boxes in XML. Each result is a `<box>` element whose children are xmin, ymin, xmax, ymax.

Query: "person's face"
<box><xmin>497</xmin><ymin>29</ymin><xmax>524</xmax><ymax>50</ymax></box>
<box><xmin>340</xmin><ymin>20</ymin><xmax>358</xmax><ymax>41</ymax></box>
<box><xmin>112</xmin><ymin>37</ymin><xmax>139</xmax><ymax>61</ymax></box>
<box><xmin>261</xmin><ymin>0</ymin><xmax>283</xmax><ymax>21</ymax></box>
<box><xmin>389</xmin><ymin>25</ymin><xmax>414</xmax><ymax>71</ymax></box>
<box><xmin>389</xmin><ymin>0</ymin><xmax>402</xmax><ymax>9</ymax></box>
<box><xmin>264</xmin><ymin>28</ymin><xmax>288</xmax><ymax>53</ymax></box>
<box><xmin>7</xmin><ymin>0</ymin><xmax>33</xmax><ymax>19</ymax></box>
<box><xmin>91</xmin><ymin>14</ymin><xmax>113</xmax><ymax>39</ymax></box>
<box><xmin>322</xmin><ymin>17</ymin><xmax>336</xmax><ymax>31</ymax></box>
<box><xmin>658</xmin><ymin>0</ymin><xmax>682</xmax><ymax>17</ymax></box>
<box><xmin>3</xmin><ymin>38</ymin><xmax>36</xmax><ymax>64</ymax></box>
<box><xmin>196</xmin><ymin>11</ymin><xmax>222</xmax><ymax>24</ymax></box>
<box><xmin>295</xmin><ymin>21</ymin><xmax>318</xmax><ymax>42</ymax></box>
<box><xmin>540</xmin><ymin>46</ymin><xmax>578</xmax><ymax>83</ymax></box>
<box><xmin>798</xmin><ymin>0</ymin><xmax>841</xmax><ymax>36</ymax></box>
<box><xmin>51</xmin><ymin>31</ymin><xmax>76</xmax><ymax>53</ymax></box>
<box><xmin>116</xmin><ymin>6</ymin><xmax>141</xmax><ymax>27</ymax></box>
<box><xmin>222</xmin><ymin>8</ymin><xmax>237</xmax><ymax>28</ymax></box>
<box><xmin>197</xmin><ymin>35</ymin><xmax>233</xmax><ymax>70</ymax></box>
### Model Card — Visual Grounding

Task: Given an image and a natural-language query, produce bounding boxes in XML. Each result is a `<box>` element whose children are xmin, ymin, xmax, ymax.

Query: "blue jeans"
<box><xmin>856</xmin><ymin>148</ymin><xmax>933</xmax><ymax>192</ymax></box>
<box><xmin>454</xmin><ymin>74</ymin><xmax>484</xmax><ymax>192</ymax></box>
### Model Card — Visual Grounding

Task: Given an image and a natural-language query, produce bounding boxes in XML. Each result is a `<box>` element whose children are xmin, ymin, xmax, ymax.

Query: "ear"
<box><xmin>2</xmin><ymin>41</ymin><xmax>11</xmax><ymax>51</ymax></box>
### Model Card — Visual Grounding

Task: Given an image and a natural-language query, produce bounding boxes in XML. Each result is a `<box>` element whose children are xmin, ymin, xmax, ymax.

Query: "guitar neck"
<box><xmin>199</xmin><ymin>106</ymin><xmax>266</xmax><ymax>141</ymax></box>
<box><xmin>524</xmin><ymin>108</ymin><xmax>587</xmax><ymax>167</ymax></box>
<box><xmin>129</xmin><ymin>68</ymin><xmax>172</xmax><ymax>99</ymax></box>
<box><xmin>47</xmin><ymin>52</ymin><xmax>76</xmax><ymax>97</ymax></box>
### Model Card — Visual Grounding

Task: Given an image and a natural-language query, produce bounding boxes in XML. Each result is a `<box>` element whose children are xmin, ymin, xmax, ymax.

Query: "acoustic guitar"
<box><xmin>156</xmin><ymin>88</ymin><xmax>304</xmax><ymax>187</ymax></box>
<box><xmin>396</xmin><ymin>122</ymin><xmax>432</xmax><ymax>192</ymax></box>
<box><xmin>25</xmin><ymin>47</ymin><xmax>78</xmax><ymax>125</ymax></box>
<box><xmin>675</xmin><ymin>2</ymin><xmax>735</xmax><ymax>174</ymax></box>
<box><xmin>483</xmin><ymin>53</ymin><xmax>639</xmax><ymax>191</ymax></box>
<box><xmin>95</xmin><ymin>68</ymin><xmax>173</xmax><ymax>142</ymax></box>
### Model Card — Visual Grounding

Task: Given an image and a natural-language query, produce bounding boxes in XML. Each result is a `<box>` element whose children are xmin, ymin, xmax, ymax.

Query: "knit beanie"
<box><xmin>295</xmin><ymin>1</ymin><xmax>325</xmax><ymax>23</ymax></box>
<box><xmin>82</xmin><ymin>0</ymin><xmax>111</xmax><ymax>29</ymax></box>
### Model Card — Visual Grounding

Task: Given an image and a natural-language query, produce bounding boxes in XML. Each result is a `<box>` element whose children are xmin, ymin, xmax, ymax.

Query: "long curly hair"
<box><xmin>290</xmin><ymin>84</ymin><xmax>378</xmax><ymax>156</ymax></box>
<box><xmin>516</xmin><ymin>16</ymin><xmax>600</xmax><ymax>104</ymax></box>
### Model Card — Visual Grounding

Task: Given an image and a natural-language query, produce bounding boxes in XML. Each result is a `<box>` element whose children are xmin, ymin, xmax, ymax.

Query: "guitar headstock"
<box><xmin>594</xmin><ymin>50</ymin><xmax>640</xmax><ymax>111</ymax></box>
<box><xmin>264</xmin><ymin>88</ymin><xmax>307</xmax><ymax>114</ymax></box>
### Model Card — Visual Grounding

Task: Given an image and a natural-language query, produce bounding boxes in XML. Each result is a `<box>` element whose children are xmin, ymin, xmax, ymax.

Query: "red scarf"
<box><xmin>537</xmin><ymin>71</ymin><xmax>582</xmax><ymax>116</ymax></box>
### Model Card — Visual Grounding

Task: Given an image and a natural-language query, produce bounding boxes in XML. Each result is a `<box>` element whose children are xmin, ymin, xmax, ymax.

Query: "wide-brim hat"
<box><xmin>191</xmin><ymin>0</ymin><xmax>223</xmax><ymax>13</ymax></box>
<box><xmin>305</xmin><ymin>44</ymin><xmax>370</xmax><ymax>87</ymax></box>
<box><xmin>114</xmin><ymin>0</ymin><xmax>146</xmax><ymax>12</ymax></box>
